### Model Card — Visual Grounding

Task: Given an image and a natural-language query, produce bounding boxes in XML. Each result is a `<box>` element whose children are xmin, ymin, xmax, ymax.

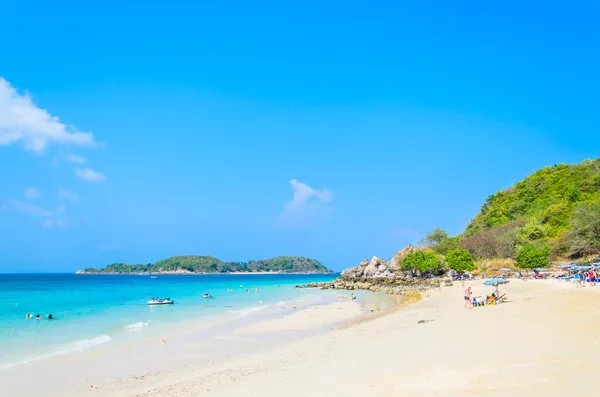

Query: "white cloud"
<box><xmin>277</xmin><ymin>179</ymin><xmax>334</xmax><ymax>228</ymax></box>
<box><xmin>75</xmin><ymin>168</ymin><xmax>106</xmax><ymax>182</ymax></box>
<box><xmin>64</xmin><ymin>153</ymin><xmax>86</xmax><ymax>164</ymax></box>
<box><xmin>8</xmin><ymin>199</ymin><xmax>54</xmax><ymax>217</ymax></box>
<box><xmin>24</xmin><ymin>187</ymin><xmax>40</xmax><ymax>199</ymax></box>
<box><xmin>0</xmin><ymin>77</ymin><xmax>96</xmax><ymax>153</ymax></box>
<box><xmin>58</xmin><ymin>189</ymin><xmax>79</xmax><ymax>201</ymax></box>
<box><xmin>42</xmin><ymin>219</ymin><xmax>66</xmax><ymax>228</ymax></box>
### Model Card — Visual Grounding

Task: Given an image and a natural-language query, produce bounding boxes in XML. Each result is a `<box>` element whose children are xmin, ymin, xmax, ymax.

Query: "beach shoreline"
<box><xmin>3</xmin><ymin>279</ymin><xmax>599</xmax><ymax>396</ymax></box>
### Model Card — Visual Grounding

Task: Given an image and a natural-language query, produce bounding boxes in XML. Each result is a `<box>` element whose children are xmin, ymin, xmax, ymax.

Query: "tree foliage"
<box><xmin>564</xmin><ymin>200</ymin><xmax>600</xmax><ymax>257</ymax></box>
<box><xmin>464</xmin><ymin>159</ymin><xmax>600</xmax><ymax>257</ymax></box>
<box><xmin>445</xmin><ymin>249</ymin><xmax>475</xmax><ymax>273</ymax></box>
<box><xmin>459</xmin><ymin>221</ymin><xmax>522</xmax><ymax>259</ymax></box>
<box><xmin>515</xmin><ymin>243</ymin><xmax>550</xmax><ymax>269</ymax></box>
<box><xmin>423</xmin><ymin>228</ymin><xmax>459</xmax><ymax>255</ymax></box>
<box><xmin>84</xmin><ymin>256</ymin><xmax>332</xmax><ymax>274</ymax></box>
<box><xmin>401</xmin><ymin>251</ymin><xmax>443</xmax><ymax>274</ymax></box>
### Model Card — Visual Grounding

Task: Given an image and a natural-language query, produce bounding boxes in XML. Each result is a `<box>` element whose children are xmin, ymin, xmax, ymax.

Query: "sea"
<box><xmin>0</xmin><ymin>273</ymin><xmax>340</xmax><ymax>370</ymax></box>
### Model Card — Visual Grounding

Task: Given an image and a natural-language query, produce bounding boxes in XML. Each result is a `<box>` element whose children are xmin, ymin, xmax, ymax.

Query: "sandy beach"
<box><xmin>3</xmin><ymin>280</ymin><xmax>599</xmax><ymax>397</ymax></box>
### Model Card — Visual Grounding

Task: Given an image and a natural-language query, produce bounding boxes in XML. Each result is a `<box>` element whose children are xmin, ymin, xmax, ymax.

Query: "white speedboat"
<box><xmin>147</xmin><ymin>298</ymin><xmax>174</xmax><ymax>305</ymax></box>
<box><xmin>202</xmin><ymin>293</ymin><xmax>213</xmax><ymax>299</ymax></box>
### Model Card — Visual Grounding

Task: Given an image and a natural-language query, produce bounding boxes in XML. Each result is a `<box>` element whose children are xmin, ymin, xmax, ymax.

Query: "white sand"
<box><xmin>3</xmin><ymin>280</ymin><xmax>600</xmax><ymax>396</ymax></box>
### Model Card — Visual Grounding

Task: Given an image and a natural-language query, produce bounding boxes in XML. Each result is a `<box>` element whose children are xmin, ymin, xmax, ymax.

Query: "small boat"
<box><xmin>202</xmin><ymin>293</ymin><xmax>213</xmax><ymax>299</ymax></box>
<box><xmin>147</xmin><ymin>298</ymin><xmax>174</xmax><ymax>305</ymax></box>
<box><xmin>150</xmin><ymin>276</ymin><xmax>158</xmax><ymax>279</ymax></box>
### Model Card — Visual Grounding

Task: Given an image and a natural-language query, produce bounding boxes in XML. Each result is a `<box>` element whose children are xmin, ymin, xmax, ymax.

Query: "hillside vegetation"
<box><xmin>82</xmin><ymin>255</ymin><xmax>332</xmax><ymax>274</ymax></box>
<box><xmin>418</xmin><ymin>159</ymin><xmax>600</xmax><ymax>272</ymax></box>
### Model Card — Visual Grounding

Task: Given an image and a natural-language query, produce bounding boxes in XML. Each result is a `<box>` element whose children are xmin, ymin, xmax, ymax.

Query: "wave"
<box><xmin>238</xmin><ymin>305</ymin><xmax>269</xmax><ymax>316</ymax></box>
<box><xmin>275</xmin><ymin>301</ymin><xmax>286</xmax><ymax>306</ymax></box>
<box><xmin>124</xmin><ymin>321</ymin><xmax>149</xmax><ymax>330</ymax></box>
<box><xmin>0</xmin><ymin>335</ymin><xmax>111</xmax><ymax>370</ymax></box>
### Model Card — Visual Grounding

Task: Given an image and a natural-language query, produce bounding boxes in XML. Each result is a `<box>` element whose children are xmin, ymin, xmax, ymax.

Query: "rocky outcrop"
<box><xmin>296</xmin><ymin>278</ymin><xmax>442</xmax><ymax>294</ymax></box>
<box><xmin>341</xmin><ymin>256</ymin><xmax>396</xmax><ymax>280</ymax></box>
<box><xmin>312</xmin><ymin>246</ymin><xmax>449</xmax><ymax>295</ymax></box>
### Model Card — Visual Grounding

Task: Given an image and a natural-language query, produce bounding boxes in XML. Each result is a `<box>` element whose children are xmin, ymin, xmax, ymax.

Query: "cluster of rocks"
<box><xmin>297</xmin><ymin>250</ymin><xmax>450</xmax><ymax>295</ymax></box>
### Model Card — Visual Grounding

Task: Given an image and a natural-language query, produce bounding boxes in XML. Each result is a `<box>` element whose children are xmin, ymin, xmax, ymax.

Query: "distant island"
<box><xmin>77</xmin><ymin>255</ymin><xmax>333</xmax><ymax>274</ymax></box>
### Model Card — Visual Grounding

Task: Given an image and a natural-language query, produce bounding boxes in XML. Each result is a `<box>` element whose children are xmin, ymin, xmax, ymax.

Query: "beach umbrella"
<box><xmin>483</xmin><ymin>279</ymin><xmax>510</xmax><ymax>292</ymax></box>
<box><xmin>483</xmin><ymin>279</ymin><xmax>510</xmax><ymax>286</ymax></box>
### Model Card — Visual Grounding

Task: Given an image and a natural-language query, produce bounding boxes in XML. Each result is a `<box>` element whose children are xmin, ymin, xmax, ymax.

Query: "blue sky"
<box><xmin>1</xmin><ymin>0</ymin><xmax>599</xmax><ymax>272</ymax></box>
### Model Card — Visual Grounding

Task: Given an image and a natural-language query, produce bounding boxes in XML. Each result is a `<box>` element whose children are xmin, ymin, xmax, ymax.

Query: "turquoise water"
<box><xmin>0</xmin><ymin>273</ymin><xmax>337</xmax><ymax>369</ymax></box>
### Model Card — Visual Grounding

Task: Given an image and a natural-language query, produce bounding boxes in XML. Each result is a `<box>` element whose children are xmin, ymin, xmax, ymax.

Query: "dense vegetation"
<box><xmin>445</xmin><ymin>249</ymin><xmax>476</xmax><ymax>274</ymax></box>
<box><xmin>415</xmin><ymin>159</ymin><xmax>600</xmax><ymax>272</ymax></box>
<box><xmin>400</xmin><ymin>251</ymin><xmax>444</xmax><ymax>275</ymax></box>
<box><xmin>83</xmin><ymin>256</ymin><xmax>332</xmax><ymax>274</ymax></box>
<box><xmin>464</xmin><ymin>159</ymin><xmax>600</xmax><ymax>258</ymax></box>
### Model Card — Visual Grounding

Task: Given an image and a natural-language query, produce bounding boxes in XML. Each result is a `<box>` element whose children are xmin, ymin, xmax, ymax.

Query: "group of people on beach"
<box><xmin>26</xmin><ymin>313</ymin><xmax>53</xmax><ymax>320</ymax></box>
<box><xmin>573</xmin><ymin>268</ymin><xmax>597</xmax><ymax>287</ymax></box>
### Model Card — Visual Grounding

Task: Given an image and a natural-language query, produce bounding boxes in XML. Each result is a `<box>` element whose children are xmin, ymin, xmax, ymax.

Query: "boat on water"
<box><xmin>147</xmin><ymin>298</ymin><xmax>174</xmax><ymax>305</ymax></box>
<box><xmin>150</xmin><ymin>276</ymin><xmax>158</xmax><ymax>279</ymax></box>
<box><xmin>202</xmin><ymin>293</ymin><xmax>213</xmax><ymax>299</ymax></box>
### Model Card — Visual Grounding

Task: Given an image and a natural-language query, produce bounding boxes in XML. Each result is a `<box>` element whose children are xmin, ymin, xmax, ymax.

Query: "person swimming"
<box><xmin>48</xmin><ymin>314</ymin><xmax>53</xmax><ymax>320</ymax></box>
<box><xmin>26</xmin><ymin>313</ymin><xmax>32</xmax><ymax>319</ymax></box>
<box><xmin>35</xmin><ymin>314</ymin><xmax>41</xmax><ymax>320</ymax></box>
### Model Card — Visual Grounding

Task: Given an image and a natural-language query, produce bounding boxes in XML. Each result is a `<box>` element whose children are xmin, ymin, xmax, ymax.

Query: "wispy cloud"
<box><xmin>75</xmin><ymin>168</ymin><xmax>106</xmax><ymax>182</ymax></box>
<box><xmin>24</xmin><ymin>187</ymin><xmax>40</xmax><ymax>199</ymax></box>
<box><xmin>276</xmin><ymin>179</ymin><xmax>334</xmax><ymax>228</ymax></box>
<box><xmin>58</xmin><ymin>189</ymin><xmax>79</xmax><ymax>201</ymax></box>
<box><xmin>64</xmin><ymin>153</ymin><xmax>86</xmax><ymax>164</ymax></box>
<box><xmin>42</xmin><ymin>219</ymin><xmax>66</xmax><ymax>229</ymax></box>
<box><xmin>7</xmin><ymin>199</ymin><xmax>56</xmax><ymax>217</ymax></box>
<box><xmin>5</xmin><ymin>200</ymin><xmax>67</xmax><ymax>228</ymax></box>
<box><xmin>0</xmin><ymin>77</ymin><xmax>96</xmax><ymax>153</ymax></box>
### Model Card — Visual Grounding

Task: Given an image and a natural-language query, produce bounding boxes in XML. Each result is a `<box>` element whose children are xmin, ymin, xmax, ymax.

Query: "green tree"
<box><xmin>423</xmin><ymin>228</ymin><xmax>459</xmax><ymax>255</ymax></box>
<box><xmin>401</xmin><ymin>251</ymin><xmax>443</xmax><ymax>275</ymax></box>
<box><xmin>445</xmin><ymin>249</ymin><xmax>475</xmax><ymax>274</ymax></box>
<box><xmin>423</xmin><ymin>228</ymin><xmax>449</xmax><ymax>245</ymax></box>
<box><xmin>515</xmin><ymin>243</ymin><xmax>550</xmax><ymax>270</ymax></box>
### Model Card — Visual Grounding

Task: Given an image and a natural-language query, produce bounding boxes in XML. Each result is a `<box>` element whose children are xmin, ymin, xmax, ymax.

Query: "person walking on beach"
<box><xmin>589</xmin><ymin>269</ymin><xmax>596</xmax><ymax>286</ymax></box>
<box><xmin>464</xmin><ymin>287</ymin><xmax>473</xmax><ymax>309</ymax></box>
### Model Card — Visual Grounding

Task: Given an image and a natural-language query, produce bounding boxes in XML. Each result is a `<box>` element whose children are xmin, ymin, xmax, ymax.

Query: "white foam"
<box><xmin>238</xmin><ymin>305</ymin><xmax>269</xmax><ymax>316</ymax></box>
<box><xmin>124</xmin><ymin>321</ymin><xmax>149</xmax><ymax>330</ymax></box>
<box><xmin>0</xmin><ymin>335</ymin><xmax>111</xmax><ymax>370</ymax></box>
<box><xmin>275</xmin><ymin>301</ymin><xmax>286</xmax><ymax>306</ymax></box>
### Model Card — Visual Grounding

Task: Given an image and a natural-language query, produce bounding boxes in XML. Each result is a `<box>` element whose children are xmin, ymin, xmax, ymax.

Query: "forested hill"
<box><xmin>462</xmin><ymin>158</ymin><xmax>600</xmax><ymax>258</ymax></box>
<box><xmin>79</xmin><ymin>256</ymin><xmax>333</xmax><ymax>274</ymax></box>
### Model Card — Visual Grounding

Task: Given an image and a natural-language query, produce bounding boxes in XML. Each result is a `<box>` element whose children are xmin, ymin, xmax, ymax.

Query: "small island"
<box><xmin>77</xmin><ymin>255</ymin><xmax>333</xmax><ymax>274</ymax></box>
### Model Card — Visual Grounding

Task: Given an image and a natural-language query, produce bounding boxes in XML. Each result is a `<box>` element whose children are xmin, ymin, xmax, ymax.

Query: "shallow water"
<box><xmin>0</xmin><ymin>273</ymin><xmax>339</xmax><ymax>369</ymax></box>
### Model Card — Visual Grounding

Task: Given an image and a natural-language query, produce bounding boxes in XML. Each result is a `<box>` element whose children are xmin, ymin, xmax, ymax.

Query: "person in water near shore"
<box><xmin>35</xmin><ymin>314</ymin><xmax>41</xmax><ymax>320</ymax></box>
<box><xmin>48</xmin><ymin>314</ymin><xmax>53</xmax><ymax>320</ymax></box>
<box><xmin>464</xmin><ymin>287</ymin><xmax>473</xmax><ymax>309</ymax></box>
<box><xmin>351</xmin><ymin>293</ymin><xmax>356</xmax><ymax>300</ymax></box>
<box><xmin>255</xmin><ymin>288</ymin><xmax>259</xmax><ymax>294</ymax></box>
